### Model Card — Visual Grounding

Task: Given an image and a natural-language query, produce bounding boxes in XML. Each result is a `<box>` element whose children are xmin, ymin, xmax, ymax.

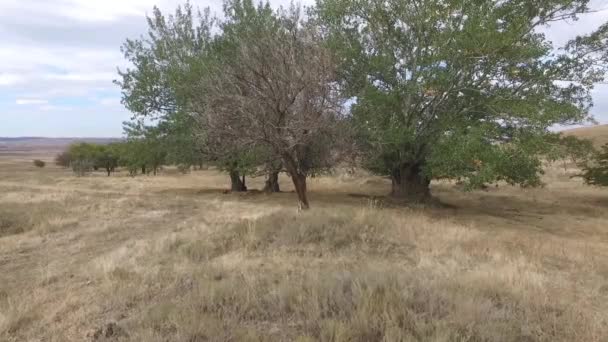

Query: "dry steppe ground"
<box><xmin>1</xmin><ymin>149</ymin><xmax>608</xmax><ymax>341</ymax></box>
<box><xmin>564</xmin><ymin>124</ymin><xmax>608</xmax><ymax>147</ymax></box>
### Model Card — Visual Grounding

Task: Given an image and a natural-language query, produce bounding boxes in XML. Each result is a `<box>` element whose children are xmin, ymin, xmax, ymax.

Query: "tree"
<box><xmin>316</xmin><ymin>0</ymin><xmax>602</xmax><ymax>201</ymax></box>
<box><xmin>54</xmin><ymin>151</ymin><xmax>72</xmax><ymax>168</ymax></box>
<box><xmin>580</xmin><ymin>143</ymin><xmax>608</xmax><ymax>186</ymax></box>
<box><xmin>116</xmin><ymin>2</ymin><xmax>258</xmax><ymax>191</ymax></box>
<box><xmin>95</xmin><ymin>144</ymin><xmax>120</xmax><ymax>176</ymax></box>
<box><xmin>196</xmin><ymin>1</ymin><xmax>343</xmax><ymax>209</ymax></box>
<box><xmin>33</xmin><ymin>160</ymin><xmax>45</xmax><ymax>168</ymax></box>
<box><xmin>544</xmin><ymin>134</ymin><xmax>595</xmax><ymax>172</ymax></box>
<box><xmin>68</xmin><ymin>143</ymin><xmax>96</xmax><ymax>176</ymax></box>
<box><xmin>122</xmin><ymin>122</ymin><xmax>168</xmax><ymax>176</ymax></box>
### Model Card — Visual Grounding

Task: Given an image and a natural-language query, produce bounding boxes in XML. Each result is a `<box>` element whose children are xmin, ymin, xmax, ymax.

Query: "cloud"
<box><xmin>0</xmin><ymin>0</ymin><xmax>606</xmax><ymax>137</ymax></box>
<box><xmin>0</xmin><ymin>73</ymin><xmax>24</xmax><ymax>86</ymax></box>
<box><xmin>44</xmin><ymin>72</ymin><xmax>118</xmax><ymax>82</ymax></box>
<box><xmin>16</xmin><ymin>99</ymin><xmax>48</xmax><ymax>105</ymax></box>
<box><xmin>99</xmin><ymin>97</ymin><xmax>120</xmax><ymax>106</ymax></box>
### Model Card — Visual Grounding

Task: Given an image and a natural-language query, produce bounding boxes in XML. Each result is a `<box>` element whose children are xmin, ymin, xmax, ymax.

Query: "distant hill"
<box><xmin>563</xmin><ymin>124</ymin><xmax>608</xmax><ymax>147</ymax></box>
<box><xmin>0</xmin><ymin>137</ymin><xmax>121</xmax><ymax>156</ymax></box>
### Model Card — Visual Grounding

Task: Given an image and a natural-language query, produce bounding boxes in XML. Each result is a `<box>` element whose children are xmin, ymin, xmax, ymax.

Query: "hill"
<box><xmin>563</xmin><ymin>124</ymin><xmax>608</xmax><ymax>147</ymax></box>
<box><xmin>0</xmin><ymin>137</ymin><xmax>121</xmax><ymax>157</ymax></box>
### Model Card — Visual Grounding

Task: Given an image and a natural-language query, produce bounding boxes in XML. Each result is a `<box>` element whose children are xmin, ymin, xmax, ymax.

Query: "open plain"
<box><xmin>1</xmin><ymin>141</ymin><xmax>608</xmax><ymax>341</ymax></box>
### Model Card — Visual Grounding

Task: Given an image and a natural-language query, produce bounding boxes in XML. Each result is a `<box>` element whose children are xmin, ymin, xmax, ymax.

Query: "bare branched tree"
<box><xmin>195</xmin><ymin>6</ymin><xmax>342</xmax><ymax>209</ymax></box>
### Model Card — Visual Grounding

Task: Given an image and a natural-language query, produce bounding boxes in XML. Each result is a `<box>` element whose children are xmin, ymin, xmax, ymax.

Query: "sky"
<box><xmin>0</xmin><ymin>0</ymin><xmax>607</xmax><ymax>137</ymax></box>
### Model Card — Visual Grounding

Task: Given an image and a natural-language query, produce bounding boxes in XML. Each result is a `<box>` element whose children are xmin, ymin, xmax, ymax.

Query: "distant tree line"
<box><xmin>107</xmin><ymin>0</ymin><xmax>608</xmax><ymax>207</ymax></box>
<box><xmin>54</xmin><ymin>138</ymin><xmax>168</xmax><ymax>177</ymax></box>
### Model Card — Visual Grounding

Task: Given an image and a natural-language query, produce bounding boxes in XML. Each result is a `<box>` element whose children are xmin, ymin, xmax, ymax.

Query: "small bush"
<box><xmin>54</xmin><ymin>152</ymin><xmax>71</xmax><ymax>168</ymax></box>
<box><xmin>33</xmin><ymin>160</ymin><xmax>45</xmax><ymax>168</ymax></box>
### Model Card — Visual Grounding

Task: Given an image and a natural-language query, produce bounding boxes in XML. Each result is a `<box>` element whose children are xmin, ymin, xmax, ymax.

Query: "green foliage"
<box><xmin>112</xmin><ymin>0</ymin><xmax>606</xmax><ymax>201</ymax></box>
<box><xmin>115</xmin><ymin>0</ymin><xmax>274</xmax><ymax>182</ymax></box>
<box><xmin>580</xmin><ymin>143</ymin><xmax>608</xmax><ymax>186</ymax></box>
<box><xmin>116</xmin><ymin>1</ymin><xmax>214</xmax><ymax>118</ymax></box>
<box><xmin>116</xmin><ymin>1</ymin><xmax>212</xmax><ymax>171</ymax></box>
<box><xmin>121</xmin><ymin>122</ymin><xmax>168</xmax><ymax>176</ymax></box>
<box><xmin>68</xmin><ymin>143</ymin><xmax>96</xmax><ymax>176</ymax></box>
<box><xmin>315</xmin><ymin>0</ymin><xmax>600</xmax><ymax>196</ymax></box>
<box><xmin>71</xmin><ymin>159</ymin><xmax>94</xmax><ymax>177</ymax></box>
<box><xmin>544</xmin><ymin>134</ymin><xmax>595</xmax><ymax>167</ymax></box>
<box><xmin>64</xmin><ymin>142</ymin><xmax>122</xmax><ymax>176</ymax></box>
<box><xmin>33</xmin><ymin>160</ymin><xmax>45</xmax><ymax>168</ymax></box>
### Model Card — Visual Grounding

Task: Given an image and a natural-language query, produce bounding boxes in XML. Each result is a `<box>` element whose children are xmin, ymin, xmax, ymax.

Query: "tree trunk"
<box><xmin>106</xmin><ymin>168</ymin><xmax>111</xmax><ymax>177</ymax></box>
<box><xmin>390</xmin><ymin>164</ymin><xmax>431</xmax><ymax>202</ymax></box>
<box><xmin>141</xmin><ymin>166</ymin><xmax>146</xmax><ymax>175</ymax></box>
<box><xmin>282</xmin><ymin>154</ymin><xmax>309</xmax><ymax>209</ymax></box>
<box><xmin>263</xmin><ymin>171</ymin><xmax>280</xmax><ymax>193</ymax></box>
<box><xmin>229</xmin><ymin>171</ymin><xmax>247</xmax><ymax>192</ymax></box>
<box><xmin>291</xmin><ymin>173</ymin><xmax>309</xmax><ymax>210</ymax></box>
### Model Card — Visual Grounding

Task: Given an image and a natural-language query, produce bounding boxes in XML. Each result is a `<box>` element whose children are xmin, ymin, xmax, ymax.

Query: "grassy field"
<box><xmin>564</xmin><ymin>124</ymin><xmax>608</xmax><ymax>147</ymax></box>
<box><xmin>1</xmin><ymin>151</ymin><xmax>608</xmax><ymax>341</ymax></box>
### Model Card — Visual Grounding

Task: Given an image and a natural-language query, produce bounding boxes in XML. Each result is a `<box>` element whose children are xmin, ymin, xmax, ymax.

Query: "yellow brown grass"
<box><xmin>0</xmin><ymin>156</ymin><xmax>607</xmax><ymax>341</ymax></box>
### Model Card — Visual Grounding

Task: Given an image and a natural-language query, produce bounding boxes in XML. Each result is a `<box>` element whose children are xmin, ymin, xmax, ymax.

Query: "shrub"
<box><xmin>33</xmin><ymin>160</ymin><xmax>45</xmax><ymax>168</ymax></box>
<box><xmin>54</xmin><ymin>152</ymin><xmax>72</xmax><ymax>168</ymax></box>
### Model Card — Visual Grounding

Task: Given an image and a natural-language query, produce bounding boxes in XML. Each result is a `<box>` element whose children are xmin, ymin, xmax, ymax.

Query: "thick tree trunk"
<box><xmin>291</xmin><ymin>173</ymin><xmax>309</xmax><ymax>210</ymax></box>
<box><xmin>141</xmin><ymin>166</ymin><xmax>146</xmax><ymax>175</ymax></box>
<box><xmin>282</xmin><ymin>154</ymin><xmax>309</xmax><ymax>209</ymax></box>
<box><xmin>229</xmin><ymin>170</ymin><xmax>247</xmax><ymax>192</ymax></box>
<box><xmin>263</xmin><ymin>171</ymin><xmax>280</xmax><ymax>193</ymax></box>
<box><xmin>390</xmin><ymin>164</ymin><xmax>431</xmax><ymax>202</ymax></box>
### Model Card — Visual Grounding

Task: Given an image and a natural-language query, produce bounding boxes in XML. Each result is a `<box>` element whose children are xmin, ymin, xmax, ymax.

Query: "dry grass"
<box><xmin>564</xmin><ymin>124</ymin><xmax>608</xmax><ymax>147</ymax></box>
<box><xmin>1</xmin><ymin>155</ymin><xmax>608</xmax><ymax>341</ymax></box>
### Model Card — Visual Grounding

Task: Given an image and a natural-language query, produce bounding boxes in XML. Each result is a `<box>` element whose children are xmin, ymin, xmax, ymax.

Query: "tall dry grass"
<box><xmin>0</xmin><ymin>158</ymin><xmax>607</xmax><ymax>341</ymax></box>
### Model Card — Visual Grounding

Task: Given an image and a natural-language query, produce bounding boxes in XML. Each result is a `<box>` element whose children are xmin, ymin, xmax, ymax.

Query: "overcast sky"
<box><xmin>0</xmin><ymin>0</ymin><xmax>607</xmax><ymax>137</ymax></box>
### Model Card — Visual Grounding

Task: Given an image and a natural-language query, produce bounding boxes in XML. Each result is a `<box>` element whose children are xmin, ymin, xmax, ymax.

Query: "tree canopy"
<box><xmin>193</xmin><ymin>2</ymin><xmax>344</xmax><ymax>208</ymax></box>
<box><xmin>113</xmin><ymin>0</ymin><xmax>607</xmax><ymax>207</ymax></box>
<box><xmin>315</xmin><ymin>0</ymin><xmax>603</xmax><ymax>200</ymax></box>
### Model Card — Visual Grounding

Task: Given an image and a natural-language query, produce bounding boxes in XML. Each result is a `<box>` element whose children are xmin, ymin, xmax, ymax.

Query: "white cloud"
<box><xmin>99</xmin><ymin>97</ymin><xmax>120</xmax><ymax>106</ymax></box>
<box><xmin>44</xmin><ymin>72</ymin><xmax>118</xmax><ymax>82</ymax></box>
<box><xmin>40</xmin><ymin>104</ymin><xmax>73</xmax><ymax>112</ymax></box>
<box><xmin>0</xmin><ymin>0</ymin><xmax>606</xmax><ymax>137</ymax></box>
<box><xmin>0</xmin><ymin>73</ymin><xmax>24</xmax><ymax>86</ymax></box>
<box><xmin>16</xmin><ymin>99</ymin><xmax>48</xmax><ymax>105</ymax></box>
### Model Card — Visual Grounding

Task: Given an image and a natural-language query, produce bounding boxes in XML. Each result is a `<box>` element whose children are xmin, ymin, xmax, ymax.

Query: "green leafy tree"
<box><xmin>122</xmin><ymin>122</ymin><xmax>168</xmax><ymax>176</ymax></box>
<box><xmin>94</xmin><ymin>144</ymin><xmax>121</xmax><ymax>176</ymax></box>
<box><xmin>64</xmin><ymin>143</ymin><xmax>121</xmax><ymax>176</ymax></box>
<box><xmin>68</xmin><ymin>143</ymin><xmax>97</xmax><ymax>176</ymax></box>
<box><xmin>580</xmin><ymin>143</ymin><xmax>608</xmax><ymax>186</ymax></box>
<box><xmin>316</xmin><ymin>0</ymin><xmax>603</xmax><ymax>201</ymax></box>
<box><xmin>116</xmin><ymin>1</ymin><xmax>259</xmax><ymax>190</ymax></box>
<box><xmin>542</xmin><ymin>134</ymin><xmax>595</xmax><ymax>172</ymax></box>
<box><xmin>116</xmin><ymin>1</ymin><xmax>292</xmax><ymax>192</ymax></box>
